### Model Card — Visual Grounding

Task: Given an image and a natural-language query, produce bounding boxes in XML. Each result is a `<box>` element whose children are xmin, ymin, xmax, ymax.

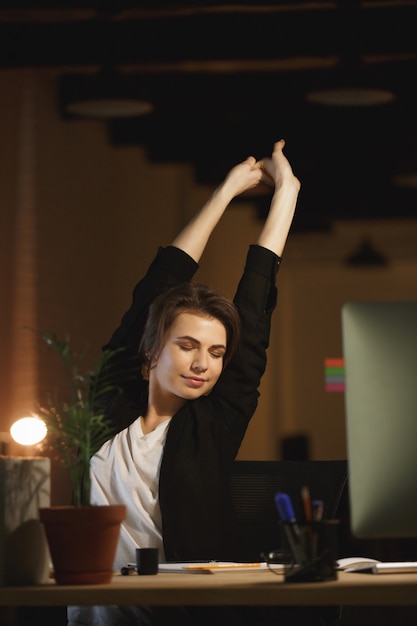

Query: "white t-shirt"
<box><xmin>90</xmin><ymin>417</ymin><xmax>170</xmax><ymax>569</ymax></box>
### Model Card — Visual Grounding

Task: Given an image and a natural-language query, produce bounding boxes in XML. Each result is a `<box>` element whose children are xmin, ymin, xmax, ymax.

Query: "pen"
<box><xmin>275</xmin><ymin>492</ymin><xmax>297</xmax><ymax>523</ymax></box>
<box><xmin>274</xmin><ymin>492</ymin><xmax>308</xmax><ymax>567</ymax></box>
<box><xmin>312</xmin><ymin>499</ymin><xmax>324</xmax><ymax>521</ymax></box>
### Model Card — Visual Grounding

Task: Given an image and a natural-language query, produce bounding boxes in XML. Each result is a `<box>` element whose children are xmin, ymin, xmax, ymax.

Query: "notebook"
<box><xmin>337</xmin><ymin>557</ymin><xmax>417</xmax><ymax>574</ymax></box>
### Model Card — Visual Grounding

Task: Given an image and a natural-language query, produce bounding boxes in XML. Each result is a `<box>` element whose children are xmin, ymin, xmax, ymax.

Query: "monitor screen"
<box><xmin>342</xmin><ymin>301</ymin><xmax>417</xmax><ymax>539</ymax></box>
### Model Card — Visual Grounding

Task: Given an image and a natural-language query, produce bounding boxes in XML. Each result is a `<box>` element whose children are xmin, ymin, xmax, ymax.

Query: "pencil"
<box><xmin>185</xmin><ymin>562</ymin><xmax>263</xmax><ymax>570</ymax></box>
<box><xmin>301</xmin><ymin>485</ymin><xmax>312</xmax><ymax>522</ymax></box>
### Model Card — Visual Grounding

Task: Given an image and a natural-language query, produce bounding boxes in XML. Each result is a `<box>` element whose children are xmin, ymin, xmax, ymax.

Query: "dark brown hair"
<box><xmin>139</xmin><ymin>281</ymin><xmax>240</xmax><ymax>374</ymax></box>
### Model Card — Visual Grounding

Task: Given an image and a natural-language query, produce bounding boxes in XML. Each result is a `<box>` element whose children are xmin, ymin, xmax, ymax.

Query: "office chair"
<box><xmin>229</xmin><ymin>460</ymin><xmax>348</xmax><ymax>626</ymax></box>
<box><xmin>230</xmin><ymin>459</ymin><xmax>348</xmax><ymax>562</ymax></box>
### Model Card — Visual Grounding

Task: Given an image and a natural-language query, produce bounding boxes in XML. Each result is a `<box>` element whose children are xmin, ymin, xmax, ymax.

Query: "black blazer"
<box><xmin>101</xmin><ymin>244</ymin><xmax>280</xmax><ymax>562</ymax></box>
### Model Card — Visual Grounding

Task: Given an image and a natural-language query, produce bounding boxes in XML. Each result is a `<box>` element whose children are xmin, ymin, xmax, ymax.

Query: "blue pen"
<box><xmin>274</xmin><ymin>492</ymin><xmax>308</xmax><ymax>566</ymax></box>
<box><xmin>275</xmin><ymin>493</ymin><xmax>297</xmax><ymax>523</ymax></box>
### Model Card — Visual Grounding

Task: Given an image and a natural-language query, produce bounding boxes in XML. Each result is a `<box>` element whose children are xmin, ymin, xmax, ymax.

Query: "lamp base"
<box><xmin>0</xmin><ymin>456</ymin><xmax>51</xmax><ymax>586</ymax></box>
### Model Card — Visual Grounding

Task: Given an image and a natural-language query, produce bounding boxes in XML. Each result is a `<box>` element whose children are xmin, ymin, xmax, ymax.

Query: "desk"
<box><xmin>1</xmin><ymin>571</ymin><xmax>417</xmax><ymax>607</ymax></box>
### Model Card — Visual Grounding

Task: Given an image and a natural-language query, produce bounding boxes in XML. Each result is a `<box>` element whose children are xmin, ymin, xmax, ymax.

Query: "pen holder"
<box><xmin>280</xmin><ymin>520</ymin><xmax>339</xmax><ymax>583</ymax></box>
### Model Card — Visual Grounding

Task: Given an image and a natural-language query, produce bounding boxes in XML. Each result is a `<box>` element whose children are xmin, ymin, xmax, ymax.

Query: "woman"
<box><xmin>69</xmin><ymin>140</ymin><xmax>300</xmax><ymax>626</ymax></box>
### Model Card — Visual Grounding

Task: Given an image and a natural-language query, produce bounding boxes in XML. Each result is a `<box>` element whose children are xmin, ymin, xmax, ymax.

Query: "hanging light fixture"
<box><xmin>58</xmin><ymin>3</ymin><xmax>154</xmax><ymax>121</ymax></box>
<box><xmin>305</xmin><ymin>0</ymin><xmax>396</xmax><ymax>108</ymax></box>
<box><xmin>59</xmin><ymin>67</ymin><xmax>154</xmax><ymax>120</ymax></box>
<box><xmin>305</xmin><ymin>54</ymin><xmax>396</xmax><ymax>107</ymax></box>
<box><xmin>345</xmin><ymin>237</ymin><xmax>388</xmax><ymax>267</ymax></box>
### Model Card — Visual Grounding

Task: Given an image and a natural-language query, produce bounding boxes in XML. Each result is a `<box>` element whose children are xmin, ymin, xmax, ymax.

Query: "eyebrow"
<box><xmin>176</xmin><ymin>336</ymin><xmax>226</xmax><ymax>351</ymax></box>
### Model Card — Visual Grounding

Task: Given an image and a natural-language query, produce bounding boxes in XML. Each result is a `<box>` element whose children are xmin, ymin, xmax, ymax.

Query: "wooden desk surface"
<box><xmin>1</xmin><ymin>571</ymin><xmax>417</xmax><ymax>607</ymax></box>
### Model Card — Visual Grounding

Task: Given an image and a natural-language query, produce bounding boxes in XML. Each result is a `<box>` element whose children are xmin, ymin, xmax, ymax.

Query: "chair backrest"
<box><xmin>230</xmin><ymin>459</ymin><xmax>348</xmax><ymax>562</ymax></box>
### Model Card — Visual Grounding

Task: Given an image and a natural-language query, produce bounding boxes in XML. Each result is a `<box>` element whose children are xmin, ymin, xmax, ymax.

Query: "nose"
<box><xmin>191</xmin><ymin>353</ymin><xmax>208</xmax><ymax>372</ymax></box>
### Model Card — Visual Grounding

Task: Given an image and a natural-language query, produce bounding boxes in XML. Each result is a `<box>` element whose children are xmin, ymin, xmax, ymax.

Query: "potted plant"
<box><xmin>36</xmin><ymin>332</ymin><xmax>134</xmax><ymax>585</ymax></box>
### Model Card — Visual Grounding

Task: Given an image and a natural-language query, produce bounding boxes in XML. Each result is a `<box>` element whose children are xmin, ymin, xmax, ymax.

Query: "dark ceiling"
<box><xmin>1</xmin><ymin>1</ymin><xmax>417</xmax><ymax>230</ymax></box>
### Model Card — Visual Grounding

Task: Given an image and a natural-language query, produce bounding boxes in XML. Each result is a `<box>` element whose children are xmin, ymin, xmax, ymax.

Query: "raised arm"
<box><xmin>257</xmin><ymin>139</ymin><xmax>300</xmax><ymax>257</ymax></box>
<box><xmin>103</xmin><ymin>154</ymin><xmax>270</xmax><ymax>356</ymax></box>
<box><xmin>213</xmin><ymin>140</ymin><xmax>300</xmax><ymax>439</ymax></box>
<box><xmin>171</xmin><ymin>156</ymin><xmax>267</xmax><ymax>262</ymax></box>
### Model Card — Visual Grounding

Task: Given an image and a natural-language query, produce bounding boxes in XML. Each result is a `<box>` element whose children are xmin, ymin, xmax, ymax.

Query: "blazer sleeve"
<box><xmin>97</xmin><ymin>246</ymin><xmax>198</xmax><ymax>429</ymax></box>
<box><xmin>213</xmin><ymin>244</ymin><xmax>281</xmax><ymax>448</ymax></box>
<box><xmin>103</xmin><ymin>245</ymin><xmax>199</xmax><ymax>355</ymax></box>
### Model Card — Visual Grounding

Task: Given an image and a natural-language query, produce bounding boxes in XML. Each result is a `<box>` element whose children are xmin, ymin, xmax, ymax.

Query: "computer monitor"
<box><xmin>342</xmin><ymin>301</ymin><xmax>417</xmax><ymax>539</ymax></box>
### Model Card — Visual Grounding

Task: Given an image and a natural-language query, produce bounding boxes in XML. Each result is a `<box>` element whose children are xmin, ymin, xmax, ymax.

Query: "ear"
<box><xmin>141</xmin><ymin>352</ymin><xmax>152</xmax><ymax>381</ymax></box>
<box><xmin>141</xmin><ymin>362</ymin><xmax>150</xmax><ymax>381</ymax></box>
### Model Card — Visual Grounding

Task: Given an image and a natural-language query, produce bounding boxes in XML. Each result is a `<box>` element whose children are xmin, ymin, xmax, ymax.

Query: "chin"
<box><xmin>180</xmin><ymin>386</ymin><xmax>211</xmax><ymax>400</ymax></box>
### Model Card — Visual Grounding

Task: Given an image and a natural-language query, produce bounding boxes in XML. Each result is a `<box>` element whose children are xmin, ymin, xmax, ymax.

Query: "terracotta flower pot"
<box><xmin>39</xmin><ymin>504</ymin><xmax>126</xmax><ymax>585</ymax></box>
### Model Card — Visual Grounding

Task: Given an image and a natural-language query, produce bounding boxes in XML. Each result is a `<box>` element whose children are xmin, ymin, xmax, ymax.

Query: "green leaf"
<box><xmin>34</xmin><ymin>331</ymin><xmax>138</xmax><ymax>507</ymax></box>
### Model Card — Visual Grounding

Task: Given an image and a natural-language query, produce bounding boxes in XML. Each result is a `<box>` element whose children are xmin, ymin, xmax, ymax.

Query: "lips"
<box><xmin>183</xmin><ymin>376</ymin><xmax>206</xmax><ymax>388</ymax></box>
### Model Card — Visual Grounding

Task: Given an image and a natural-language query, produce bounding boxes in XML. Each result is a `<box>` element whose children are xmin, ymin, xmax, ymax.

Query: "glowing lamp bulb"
<box><xmin>10</xmin><ymin>417</ymin><xmax>47</xmax><ymax>446</ymax></box>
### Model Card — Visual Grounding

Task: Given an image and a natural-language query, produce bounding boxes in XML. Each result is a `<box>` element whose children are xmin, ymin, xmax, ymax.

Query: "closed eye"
<box><xmin>175</xmin><ymin>337</ymin><xmax>226</xmax><ymax>358</ymax></box>
<box><xmin>178</xmin><ymin>342</ymin><xmax>195</xmax><ymax>351</ymax></box>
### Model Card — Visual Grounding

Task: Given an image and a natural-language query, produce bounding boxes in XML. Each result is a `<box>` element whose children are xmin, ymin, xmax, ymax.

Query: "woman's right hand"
<box><xmin>259</xmin><ymin>140</ymin><xmax>301</xmax><ymax>193</ymax></box>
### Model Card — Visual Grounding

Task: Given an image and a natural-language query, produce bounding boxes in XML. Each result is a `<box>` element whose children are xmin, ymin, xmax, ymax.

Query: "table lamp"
<box><xmin>0</xmin><ymin>417</ymin><xmax>50</xmax><ymax>586</ymax></box>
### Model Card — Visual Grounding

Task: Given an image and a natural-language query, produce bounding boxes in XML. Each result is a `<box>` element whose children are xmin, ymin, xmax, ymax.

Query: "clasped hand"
<box><xmin>224</xmin><ymin>139</ymin><xmax>300</xmax><ymax>199</ymax></box>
